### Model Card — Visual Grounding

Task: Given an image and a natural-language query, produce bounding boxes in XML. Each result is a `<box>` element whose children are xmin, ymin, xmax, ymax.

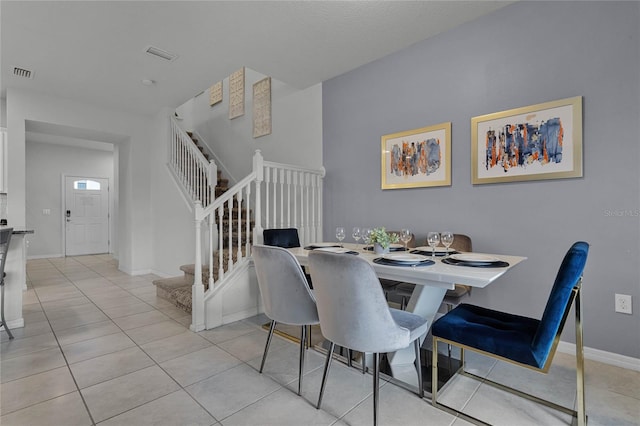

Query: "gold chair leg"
<box><xmin>575</xmin><ymin>287</ymin><xmax>586</xmax><ymax>426</ymax></box>
<box><xmin>431</xmin><ymin>336</ymin><xmax>439</xmax><ymax>407</ymax></box>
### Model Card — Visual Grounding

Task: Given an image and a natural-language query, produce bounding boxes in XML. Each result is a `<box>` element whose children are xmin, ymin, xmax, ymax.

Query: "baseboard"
<box><xmin>150</xmin><ymin>269</ymin><xmax>175</xmax><ymax>279</ymax></box>
<box><xmin>27</xmin><ymin>253</ymin><xmax>63</xmax><ymax>260</ymax></box>
<box><xmin>1</xmin><ymin>317</ymin><xmax>25</xmax><ymax>330</ymax></box>
<box><xmin>124</xmin><ymin>268</ymin><xmax>153</xmax><ymax>276</ymax></box>
<box><xmin>223</xmin><ymin>307</ymin><xmax>260</xmax><ymax>325</ymax></box>
<box><xmin>558</xmin><ymin>341</ymin><xmax>640</xmax><ymax>371</ymax></box>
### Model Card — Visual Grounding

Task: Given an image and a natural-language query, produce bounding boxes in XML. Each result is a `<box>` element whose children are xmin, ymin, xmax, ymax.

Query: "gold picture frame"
<box><xmin>471</xmin><ymin>96</ymin><xmax>583</xmax><ymax>184</ymax></box>
<box><xmin>381</xmin><ymin>122</ymin><xmax>451</xmax><ymax>190</ymax></box>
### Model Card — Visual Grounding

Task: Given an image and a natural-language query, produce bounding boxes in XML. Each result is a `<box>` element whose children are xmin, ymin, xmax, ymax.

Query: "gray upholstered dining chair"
<box><xmin>252</xmin><ymin>244</ymin><xmax>320</xmax><ymax>396</ymax></box>
<box><xmin>309</xmin><ymin>250</ymin><xmax>429</xmax><ymax>426</ymax></box>
<box><xmin>0</xmin><ymin>228</ymin><xmax>13</xmax><ymax>339</ymax></box>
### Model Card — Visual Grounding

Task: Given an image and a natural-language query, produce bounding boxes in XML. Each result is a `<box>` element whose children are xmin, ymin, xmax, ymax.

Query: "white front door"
<box><xmin>65</xmin><ymin>176</ymin><xmax>109</xmax><ymax>256</ymax></box>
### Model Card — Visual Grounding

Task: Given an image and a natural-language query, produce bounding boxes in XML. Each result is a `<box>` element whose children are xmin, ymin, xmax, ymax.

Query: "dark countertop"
<box><xmin>0</xmin><ymin>226</ymin><xmax>35</xmax><ymax>234</ymax></box>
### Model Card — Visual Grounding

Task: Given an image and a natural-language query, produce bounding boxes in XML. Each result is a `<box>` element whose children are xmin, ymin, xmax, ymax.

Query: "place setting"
<box><xmin>410</xmin><ymin>231</ymin><xmax>458</xmax><ymax>257</ymax></box>
<box><xmin>303</xmin><ymin>227</ymin><xmax>359</xmax><ymax>254</ymax></box>
<box><xmin>373</xmin><ymin>252</ymin><xmax>434</xmax><ymax>267</ymax></box>
<box><xmin>442</xmin><ymin>253</ymin><xmax>510</xmax><ymax>268</ymax></box>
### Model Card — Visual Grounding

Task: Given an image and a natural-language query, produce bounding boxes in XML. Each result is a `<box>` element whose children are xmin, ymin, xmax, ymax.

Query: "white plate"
<box><xmin>382</xmin><ymin>253</ymin><xmax>430</xmax><ymax>263</ymax></box>
<box><xmin>449</xmin><ymin>253</ymin><xmax>500</xmax><ymax>263</ymax></box>
<box><xmin>414</xmin><ymin>246</ymin><xmax>455</xmax><ymax>253</ymax></box>
<box><xmin>315</xmin><ymin>247</ymin><xmax>350</xmax><ymax>254</ymax></box>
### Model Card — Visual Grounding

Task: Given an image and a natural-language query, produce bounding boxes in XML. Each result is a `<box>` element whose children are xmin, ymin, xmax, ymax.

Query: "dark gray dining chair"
<box><xmin>0</xmin><ymin>228</ymin><xmax>14</xmax><ymax>339</ymax></box>
<box><xmin>309</xmin><ymin>250</ymin><xmax>429</xmax><ymax>426</ymax></box>
<box><xmin>252</xmin><ymin>244</ymin><xmax>320</xmax><ymax>396</ymax></box>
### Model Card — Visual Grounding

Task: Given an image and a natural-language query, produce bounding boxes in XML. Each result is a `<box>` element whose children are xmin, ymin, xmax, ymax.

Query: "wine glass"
<box><xmin>427</xmin><ymin>232</ymin><xmax>440</xmax><ymax>258</ymax></box>
<box><xmin>400</xmin><ymin>228</ymin><xmax>412</xmax><ymax>252</ymax></box>
<box><xmin>352</xmin><ymin>227</ymin><xmax>362</xmax><ymax>249</ymax></box>
<box><xmin>336</xmin><ymin>227</ymin><xmax>345</xmax><ymax>247</ymax></box>
<box><xmin>362</xmin><ymin>228</ymin><xmax>372</xmax><ymax>249</ymax></box>
<box><xmin>441</xmin><ymin>231</ymin><xmax>454</xmax><ymax>256</ymax></box>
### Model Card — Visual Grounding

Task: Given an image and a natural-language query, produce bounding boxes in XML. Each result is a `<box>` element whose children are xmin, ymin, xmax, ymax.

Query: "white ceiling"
<box><xmin>1</xmin><ymin>1</ymin><xmax>512</xmax><ymax>118</ymax></box>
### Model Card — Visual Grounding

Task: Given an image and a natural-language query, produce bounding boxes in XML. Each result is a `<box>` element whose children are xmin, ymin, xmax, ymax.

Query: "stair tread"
<box><xmin>153</xmin><ymin>276</ymin><xmax>191</xmax><ymax>290</ymax></box>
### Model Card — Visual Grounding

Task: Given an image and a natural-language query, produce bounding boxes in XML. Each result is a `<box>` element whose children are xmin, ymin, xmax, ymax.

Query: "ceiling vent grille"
<box><xmin>144</xmin><ymin>46</ymin><xmax>178</xmax><ymax>62</ymax></box>
<box><xmin>13</xmin><ymin>67</ymin><xmax>34</xmax><ymax>79</ymax></box>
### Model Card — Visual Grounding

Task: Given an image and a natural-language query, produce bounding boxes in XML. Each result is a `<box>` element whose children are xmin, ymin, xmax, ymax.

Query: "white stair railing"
<box><xmin>191</xmin><ymin>150</ymin><xmax>325</xmax><ymax>331</ymax></box>
<box><xmin>169</xmin><ymin>117</ymin><xmax>217</xmax><ymax>207</ymax></box>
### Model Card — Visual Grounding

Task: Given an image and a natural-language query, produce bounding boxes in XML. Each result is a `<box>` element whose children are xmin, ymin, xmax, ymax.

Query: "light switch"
<box><xmin>43</xmin><ymin>208</ymin><xmax>51</xmax><ymax>215</ymax></box>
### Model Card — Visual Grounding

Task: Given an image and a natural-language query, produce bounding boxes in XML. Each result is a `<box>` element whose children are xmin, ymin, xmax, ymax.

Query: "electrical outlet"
<box><xmin>615</xmin><ymin>294</ymin><xmax>632</xmax><ymax>314</ymax></box>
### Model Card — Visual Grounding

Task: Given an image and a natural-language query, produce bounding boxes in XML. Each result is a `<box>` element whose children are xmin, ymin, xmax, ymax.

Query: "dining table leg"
<box><xmin>386</xmin><ymin>283</ymin><xmax>448</xmax><ymax>386</ymax></box>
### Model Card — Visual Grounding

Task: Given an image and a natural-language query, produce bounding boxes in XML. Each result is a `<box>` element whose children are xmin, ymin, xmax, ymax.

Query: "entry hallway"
<box><xmin>1</xmin><ymin>255</ymin><xmax>638</xmax><ymax>425</ymax></box>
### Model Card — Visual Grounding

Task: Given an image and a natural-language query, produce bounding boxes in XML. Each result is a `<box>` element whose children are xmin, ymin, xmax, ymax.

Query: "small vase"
<box><xmin>374</xmin><ymin>243</ymin><xmax>389</xmax><ymax>255</ymax></box>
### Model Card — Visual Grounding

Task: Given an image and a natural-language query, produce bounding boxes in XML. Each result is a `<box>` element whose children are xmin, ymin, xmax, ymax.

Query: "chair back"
<box><xmin>252</xmin><ymin>244</ymin><xmax>318</xmax><ymax>326</ymax></box>
<box><xmin>309</xmin><ymin>251</ymin><xmax>411</xmax><ymax>353</ymax></box>
<box><xmin>0</xmin><ymin>228</ymin><xmax>13</xmax><ymax>278</ymax></box>
<box><xmin>263</xmin><ymin>228</ymin><xmax>301</xmax><ymax>249</ymax></box>
<box><xmin>532</xmin><ymin>241</ymin><xmax>589</xmax><ymax>367</ymax></box>
<box><xmin>451</xmin><ymin>234</ymin><xmax>472</xmax><ymax>252</ymax></box>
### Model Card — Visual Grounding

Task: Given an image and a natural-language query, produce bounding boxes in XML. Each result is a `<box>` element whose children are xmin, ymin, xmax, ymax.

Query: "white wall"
<box><xmin>177</xmin><ymin>68</ymin><xmax>323</xmax><ymax>182</ymax></box>
<box><xmin>148</xmin><ymin>107</ymin><xmax>196</xmax><ymax>277</ymax></box>
<box><xmin>6</xmin><ymin>88</ymin><xmax>153</xmax><ymax>273</ymax></box>
<box><xmin>26</xmin><ymin>141</ymin><xmax>114</xmax><ymax>258</ymax></box>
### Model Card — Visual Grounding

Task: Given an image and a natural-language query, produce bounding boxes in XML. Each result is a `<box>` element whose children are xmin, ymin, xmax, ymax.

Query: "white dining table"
<box><xmin>288</xmin><ymin>243</ymin><xmax>526</xmax><ymax>386</ymax></box>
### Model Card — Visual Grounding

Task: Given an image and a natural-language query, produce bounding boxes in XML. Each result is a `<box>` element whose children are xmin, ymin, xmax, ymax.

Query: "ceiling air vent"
<box><xmin>144</xmin><ymin>45</ymin><xmax>178</xmax><ymax>62</ymax></box>
<box><xmin>13</xmin><ymin>67</ymin><xmax>34</xmax><ymax>79</ymax></box>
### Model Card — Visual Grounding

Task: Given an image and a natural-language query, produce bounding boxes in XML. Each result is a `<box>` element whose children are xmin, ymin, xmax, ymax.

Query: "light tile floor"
<box><xmin>0</xmin><ymin>255</ymin><xmax>638</xmax><ymax>425</ymax></box>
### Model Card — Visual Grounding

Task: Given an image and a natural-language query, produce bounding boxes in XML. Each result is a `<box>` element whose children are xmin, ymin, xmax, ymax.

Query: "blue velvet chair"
<box><xmin>431</xmin><ymin>241</ymin><xmax>589</xmax><ymax>426</ymax></box>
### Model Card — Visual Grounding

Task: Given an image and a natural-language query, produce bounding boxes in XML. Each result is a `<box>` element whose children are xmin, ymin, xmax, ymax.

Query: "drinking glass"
<box><xmin>441</xmin><ymin>231</ymin><xmax>454</xmax><ymax>256</ymax></box>
<box><xmin>427</xmin><ymin>232</ymin><xmax>440</xmax><ymax>258</ymax></box>
<box><xmin>362</xmin><ymin>228</ymin><xmax>372</xmax><ymax>248</ymax></box>
<box><xmin>400</xmin><ymin>228</ymin><xmax>412</xmax><ymax>252</ymax></box>
<box><xmin>352</xmin><ymin>227</ymin><xmax>362</xmax><ymax>249</ymax></box>
<box><xmin>336</xmin><ymin>227</ymin><xmax>345</xmax><ymax>247</ymax></box>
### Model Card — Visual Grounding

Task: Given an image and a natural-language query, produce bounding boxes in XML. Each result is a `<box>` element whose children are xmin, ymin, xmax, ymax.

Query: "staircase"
<box><xmin>153</xmin><ymin>160</ymin><xmax>249</xmax><ymax>313</ymax></box>
<box><xmin>156</xmin><ymin>116</ymin><xmax>325</xmax><ymax>331</ymax></box>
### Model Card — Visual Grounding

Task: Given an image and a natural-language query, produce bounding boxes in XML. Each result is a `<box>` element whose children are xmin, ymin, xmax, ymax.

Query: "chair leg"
<box><xmin>298</xmin><ymin>325</ymin><xmax>307</xmax><ymax>396</ymax></box>
<box><xmin>373</xmin><ymin>352</ymin><xmax>380</xmax><ymax>426</ymax></box>
<box><xmin>317</xmin><ymin>342</ymin><xmax>335</xmax><ymax>409</ymax></box>
<box><xmin>362</xmin><ymin>352</ymin><xmax>367</xmax><ymax>374</ymax></box>
<box><xmin>347</xmin><ymin>349</ymin><xmax>353</xmax><ymax>368</ymax></box>
<box><xmin>414</xmin><ymin>339</ymin><xmax>423</xmax><ymax>398</ymax></box>
<box><xmin>431</xmin><ymin>337</ymin><xmax>439</xmax><ymax>407</ymax></box>
<box><xmin>575</xmin><ymin>287</ymin><xmax>586</xmax><ymax>426</ymax></box>
<box><xmin>259</xmin><ymin>320</ymin><xmax>276</xmax><ymax>373</ymax></box>
<box><xmin>0</xmin><ymin>282</ymin><xmax>13</xmax><ymax>340</ymax></box>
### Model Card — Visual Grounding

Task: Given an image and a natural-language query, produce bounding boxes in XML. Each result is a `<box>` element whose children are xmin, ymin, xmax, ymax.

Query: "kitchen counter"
<box><xmin>1</xmin><ymin>227</ymin><xmax>34</xmax><ymax>331</ymax></box>
<box><xmin>1</xmin><ymin>227</ymin><xmax>35</xmax><ymax>235</ymax></box>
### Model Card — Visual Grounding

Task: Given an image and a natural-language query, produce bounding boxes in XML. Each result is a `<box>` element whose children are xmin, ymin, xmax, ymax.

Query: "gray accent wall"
<box><xmin>322</xmin><ymin>1</ymin><xmax>639</xmax><ymax>358</ymax></box>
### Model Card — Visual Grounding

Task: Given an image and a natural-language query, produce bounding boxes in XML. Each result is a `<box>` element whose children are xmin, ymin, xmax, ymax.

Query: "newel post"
<box><xmin>191</xmin><ymin>201</ymin><xmax>206</xmax><ymax>332</ymax></box>
<box><xmin>253</xmin><ymin>150</ymin><xmax>264</xmax><ymax>245</ymax></box>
